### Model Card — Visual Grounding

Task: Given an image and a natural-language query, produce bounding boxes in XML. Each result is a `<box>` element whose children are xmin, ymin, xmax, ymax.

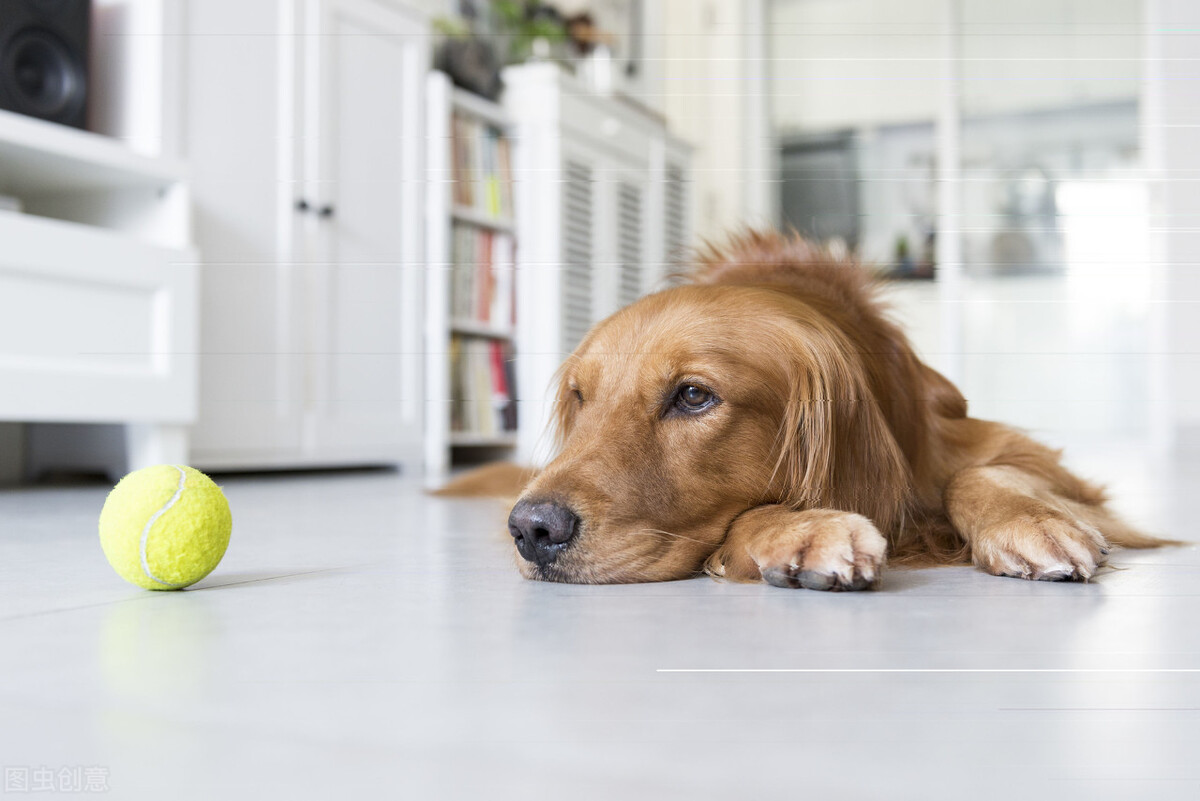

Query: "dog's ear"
<box><xmin>920</xmin><ymin>362</ymin><xmax>968</xmax><ymax>419</ymax></box>
<box><xmin>550</xmin><ymin>364</ymin><xmax>580</xmax><ymax>450</ymax></box>
<box><xmin>774</xmin><ymin>323</ymin><xmax>913</xmax><ymax>534</ymax></box>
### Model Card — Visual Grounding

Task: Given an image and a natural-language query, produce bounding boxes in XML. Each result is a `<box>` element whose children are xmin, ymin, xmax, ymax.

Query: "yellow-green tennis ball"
<box><xmin>99</xmin><ymin>465</ymin><xmax>232</xmax><ymax>590</ymax></box>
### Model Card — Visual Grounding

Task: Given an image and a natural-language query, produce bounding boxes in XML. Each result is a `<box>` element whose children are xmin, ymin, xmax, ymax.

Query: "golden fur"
<box><xmin>480</xmin><ymin>229</ymin><xmax>1170</xmax><ymax>588</ymax></box>
<box><xmin>432</xmin><ymin>462</ymin><xmax>536</xmax><ymax>499</ymax></box>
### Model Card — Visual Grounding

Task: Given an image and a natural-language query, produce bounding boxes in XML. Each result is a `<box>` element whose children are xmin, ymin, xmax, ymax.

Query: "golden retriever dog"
<box><xmin>495</xmin><ymin>230</ymin><xmax>1168</xmax><ymax>589</ymax></box>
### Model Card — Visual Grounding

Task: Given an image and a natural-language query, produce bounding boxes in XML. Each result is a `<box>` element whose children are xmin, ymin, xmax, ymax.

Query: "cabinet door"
<box><xmin>613</xmin><ymin>174</ymin><xmax>648</xmax><ymax>310</ymax></box>
<box><xmin>557</xmin><ymin>148</ymin><xmax>649</xmax><ymax>347</ymax></box>
<box><xmin>591</xmin><ymin>158</ymin><xmax>649</xmax><ymax>323</ymax></box>
<box><xmin>646</xmin><ymin>143</ymin><xmax>691</xmax><ymax>290</ymax></box>
<box><xmin>662</xmin><ymin>158</ymin><xmax>690</xmax><ymax>277</ymax></box>
<box><xmin>559</xmin><ymin>152</ymin><xmax>598</xmax><ymax>354</ymax></box>
<box><xmin>305</xmin><ymin>0</ymin><xmax>427</xmax><ymax>462</ymax></box>
<box><xmin>187</xmin><ymin>0</ymin><xmax>306</xmax><ymax>464</ymax></box>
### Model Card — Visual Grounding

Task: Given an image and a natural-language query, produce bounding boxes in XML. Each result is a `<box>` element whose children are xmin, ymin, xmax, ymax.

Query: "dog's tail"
<box><xmin>429</xmin><ymin>462</ymin><xmax>537</xmax><ymax>499</ymax></box>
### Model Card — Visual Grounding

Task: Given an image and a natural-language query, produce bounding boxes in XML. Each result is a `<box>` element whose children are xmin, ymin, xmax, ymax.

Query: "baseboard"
<box><xmin>0</xmin><ymin>423</ymin><xmax>25</xmax><ymax>485</ymax></box>
<box><xmin>24</xmin><ymin>423</ymin><xmax>127</xmax><ymax>482</ymax></box>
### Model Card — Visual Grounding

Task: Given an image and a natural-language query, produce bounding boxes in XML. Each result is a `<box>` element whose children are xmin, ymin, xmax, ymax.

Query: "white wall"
<box><xmin>1144</xmin><ymin>0</ymin><xmax>1200</xmax><ymax>449</ymax></box>
<box><xmin>769</xmin><ymin>0</ymin><xmax>944</xmax><ymax>133</ymax></box>
<box><xmin>768</xmin><ymin>0</ymin><xmax>1141</xmax><ymax>135</ymax></box>
<box><xmin>661</xmin><ymin>0</ymin><xmax>771</xmax><ymax>240</ymax></box>
<box><xmin>960</xmin><ymin>0</ymin><xmax>1142</xmax><ymax>116</ymax></box>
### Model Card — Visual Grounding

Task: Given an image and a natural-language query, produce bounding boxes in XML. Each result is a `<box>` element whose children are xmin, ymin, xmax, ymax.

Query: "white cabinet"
<box><xmin>183</xmin><ymin>0</ymin><xmax>302</xmax><ymax>462</ymax></box>
<box><xmin>503</xmin><ymin>64</ymin><xmax>693</xmax><ymax>466</ymax></box>
<box><xmin>0</xmin><ymin>106</ymin><xmax>195</xmax><ymax>480</ymax></box>
<box><xmin>185</xmin><ymin>0</ymin><xmax>427</xmax><ymax>470</ymax></box>
<box><xmin>304</xmin><ymin>0</ymin><xmax>426</xmax><ymax>460</ymax></box>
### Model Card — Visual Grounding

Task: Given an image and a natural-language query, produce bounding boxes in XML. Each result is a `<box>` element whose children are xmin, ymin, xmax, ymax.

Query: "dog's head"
<box><xmin>508</xmin><ymin>239</ymin><xmax>937</xmax><ymax>583</ymax></box>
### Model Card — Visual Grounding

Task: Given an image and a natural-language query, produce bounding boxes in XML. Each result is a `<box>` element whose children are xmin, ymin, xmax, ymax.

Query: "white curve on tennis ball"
<box><xmin>138</xmin><ymin>465</ymin><xmax>188</xmax><ymax>588</ymax></box>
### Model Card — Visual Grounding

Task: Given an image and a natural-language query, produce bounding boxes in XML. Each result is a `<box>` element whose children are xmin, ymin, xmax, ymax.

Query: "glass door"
<box><xmin>767</xmin><ymin>0</ymin><xmax>1151</xmax><ymax>448</ymax></box>
<box><xmin>956</xmin><ymin>0</ymin><xmax>1149</xmax><ymax>445</ymax></box>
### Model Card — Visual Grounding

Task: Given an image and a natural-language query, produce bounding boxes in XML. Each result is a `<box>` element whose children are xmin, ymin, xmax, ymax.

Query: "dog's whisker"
<box><xmin>598</xmin><ymin>554</ymin><xmax>661</xmax><ymax>583</ymax></box>
<box><xmin>634</xmin><ymin>528</ymin><xmax>711</xmax><ymax>547</ymax></box>
<box><xmin>584</xmin><ymin>538</ymin><xmax>678</xmax><ymax>582</ymax></box>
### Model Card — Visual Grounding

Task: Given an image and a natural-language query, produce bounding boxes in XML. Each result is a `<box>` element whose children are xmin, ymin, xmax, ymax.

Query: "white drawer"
<box><xmin>0</xmin><ymin>211</ymin><xmax>197</xmax><ymax>422</ymax></box>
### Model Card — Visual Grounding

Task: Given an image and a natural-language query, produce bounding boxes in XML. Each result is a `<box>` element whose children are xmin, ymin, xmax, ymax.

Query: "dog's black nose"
<box><xmin>508</xmin><ymin>499</ymin><xmax>579</xmax><ymax>564</ymax></box>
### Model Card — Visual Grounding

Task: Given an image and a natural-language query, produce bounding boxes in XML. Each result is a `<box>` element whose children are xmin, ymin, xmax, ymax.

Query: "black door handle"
<box><xmin>295</xmin><ymin>199</ymin><xmax>333</xmax><ymax>218</ymax></box>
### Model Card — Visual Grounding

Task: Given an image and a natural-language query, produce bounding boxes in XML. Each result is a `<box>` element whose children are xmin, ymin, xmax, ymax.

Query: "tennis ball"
<box><xmin>99</xmin><ymin>464</ymin><xmax>232</xmax><ymax>590</ymax></box>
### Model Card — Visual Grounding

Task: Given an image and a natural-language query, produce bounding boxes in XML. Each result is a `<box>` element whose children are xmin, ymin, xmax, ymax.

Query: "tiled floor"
<box><xmin>1</xmin><ymin>440</ymin><xmax>1198</xmax><ymax>800</ymax></box>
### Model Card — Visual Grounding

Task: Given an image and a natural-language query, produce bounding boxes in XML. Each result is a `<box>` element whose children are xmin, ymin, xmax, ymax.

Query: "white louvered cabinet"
<box><xmin>559</xmin><ymin>157</ymin><xmax>595</xmax><ymax>356</ymax></box>
<box><xmin>504</xmin><ymin>64</ymin><xmax>693</xmax><ymax>466</ymax></box>
<box><xmin>615</xmin><ymin>179</ymin><xmax>646</xmax><ymax>311</ymax></box>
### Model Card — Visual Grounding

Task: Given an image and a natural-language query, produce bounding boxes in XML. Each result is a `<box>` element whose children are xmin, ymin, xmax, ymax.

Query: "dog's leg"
<box><xmin>944</xmin><ymin>464</ymin><xmax>1111</xmax><ymax>581</ymax></box>
<box><xmin>704</xmin><ymin>506</ymin><xmax>887</xmax><ymax>591</ymax></box>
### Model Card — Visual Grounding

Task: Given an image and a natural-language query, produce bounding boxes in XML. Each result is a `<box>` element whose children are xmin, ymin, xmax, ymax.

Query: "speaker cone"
<box><xmin>2</xmin><ymin>28</ymin><xmax>85</xmax><ymax>121</ymax></box>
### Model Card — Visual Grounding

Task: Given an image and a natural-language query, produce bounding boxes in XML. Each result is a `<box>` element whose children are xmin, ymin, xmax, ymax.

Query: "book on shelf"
<box><xmin>450</xmin><ymin>111</ymin><xmax>514</xmax><ymax>221</ymax></box>
<box><xmin>450</xmin><ymin>223</ymin><xmax>515</xmax><ymax>331</ymax></box>
<box><xmin>449</xmin><ymin>335</ymin><xmax>518</xmax><ymax>437</ymax></box>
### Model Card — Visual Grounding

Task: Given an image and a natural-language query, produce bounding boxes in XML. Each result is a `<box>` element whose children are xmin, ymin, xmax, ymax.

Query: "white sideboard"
<box><xmin>0</xmin><ymin>108</ymin><xmax>196</xmax><ymax>479</ymax></box>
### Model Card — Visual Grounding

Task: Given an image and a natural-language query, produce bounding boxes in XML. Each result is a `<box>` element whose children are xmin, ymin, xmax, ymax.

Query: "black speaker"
<box><xmin>0</xmin><ymin>0</ymin><xmax>90</xmax><ymax>129</ymax></box>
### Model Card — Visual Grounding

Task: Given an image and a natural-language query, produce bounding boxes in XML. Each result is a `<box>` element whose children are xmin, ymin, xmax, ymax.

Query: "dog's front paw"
<box><xmin>972</xmin><ymin>513</ymin><xmax>1110</xmax><ymax>581</ymax></box>
<box><xmin>749</xmin><ymin>510</ymin><xmax>887</xmax><ymax>591</ymax></box>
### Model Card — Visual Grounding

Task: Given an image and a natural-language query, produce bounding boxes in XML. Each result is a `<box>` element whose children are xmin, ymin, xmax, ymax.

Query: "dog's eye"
<box><xmin>674</xmin><ymin>384</ymin><xmax>716</xmax><ymax>413</ymax></box>
<box><xmin>571</xmin><ymin>388</ymin><xmax>584</xmax><ymax>406</ymax></box>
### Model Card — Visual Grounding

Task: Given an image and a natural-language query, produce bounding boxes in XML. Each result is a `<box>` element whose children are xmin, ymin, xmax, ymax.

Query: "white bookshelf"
<box><xmin>425</xmin><ymin>72</ymin><xmax>521</xmax><ymax>480</ymax></box>
<box><xmin>450</xmin><ymin>318</ymin><xmax>515</xmax><ymax>339</ymax></box>
<box><xmin>452</xmin><ymin>204</ymin><xmax>516</xmax><ymax>233</ymax></box>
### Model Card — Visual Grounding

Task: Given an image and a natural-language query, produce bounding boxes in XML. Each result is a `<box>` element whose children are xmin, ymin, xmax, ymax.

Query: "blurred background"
<box><xmin>762</xmin><ymin>0</ymin><xmax>1155</xmax><ymax>452</ymax></box>
<box><xmin>0</xmin><ymin>0</ymin><xmax>1197</xmax><ymax>485</ymax></box>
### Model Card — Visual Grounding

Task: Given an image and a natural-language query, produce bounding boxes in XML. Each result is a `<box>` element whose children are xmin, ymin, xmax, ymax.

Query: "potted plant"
<box><xmin>433</xmin><ymin>1</ymin><xmax>570</xmax><ymax>99</ymax></box>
